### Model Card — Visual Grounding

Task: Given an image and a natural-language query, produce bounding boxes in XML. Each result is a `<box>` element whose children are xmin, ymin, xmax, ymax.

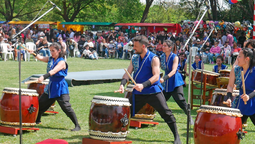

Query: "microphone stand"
<box><xmin>184</xmin><ymin>8</ymin><xmax>208</xmax><ymax>144</ymax></box>
<box><xmin>12</xmin><ymin>4</ymin><xmax>60</xmax><ymax>144</ymax></box>
<box><xmin>199</xmin><ymin>27</ymin><xmax>215</xmax><ymax>106</ymax></box>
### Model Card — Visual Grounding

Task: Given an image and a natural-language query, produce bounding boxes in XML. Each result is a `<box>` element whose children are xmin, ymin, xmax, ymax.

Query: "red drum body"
<box><xmin>0</xmin><ymin>87</ymin><xmax>39</xmax><ymax>126</ymax></box>
<box><xmin>193</xmin><ymin>69</ymin><xmax>220</xmax><ymax>87</ymax></box>
<box><xmin>27</xmin><ymin>78</ymin><xmax>55</xmax><ymax>111</ymax></box>
<box><xmin>219</xmin><ymin>69</ymin><xmax>231</xmax><ymax>77</ymax></box>
<box><xmin>89</xmin><ymin>96</ymin><xmax>131</xmax><ymax>141</ymax></box>
<box><xmin>125</xmin><ymin>84</ymin><xmax>156</xmax><ymax>121</ymax></box>
<box><xmin>211</xmin><ymin>89</ymin><xmax>239</xmax><ymax>106</ymax></box>
<box><xmin>194</xmin><ymin>105</ymin><xmax>243</xmax><ymax>144</ymax></box>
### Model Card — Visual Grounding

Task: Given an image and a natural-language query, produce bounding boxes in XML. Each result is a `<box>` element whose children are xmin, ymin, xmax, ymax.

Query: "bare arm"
<box><xmin>149</xmin><ymin>57</ymin><xmax>161</xmax><ymax>84</ymax></box>
<box><xmin>227</xmin><ymin>67</ymin><xmax>235</xmax><ymax>93</ymax></box>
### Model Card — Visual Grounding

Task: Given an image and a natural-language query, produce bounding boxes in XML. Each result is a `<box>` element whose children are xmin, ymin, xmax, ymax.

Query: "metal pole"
<box><xmin>12</xmin><ymin>6</ymin><xmax>55</xmax><ymax>39</ymax></box>
<box><xmin>182</xmin><ymin>8</ymin><xmax>208</xmax><ymax>51</ymax></box>
<box><xmin>15</xmin><ymin>5</ymin><xmax>59</xmax><ymax>144</ymax></box>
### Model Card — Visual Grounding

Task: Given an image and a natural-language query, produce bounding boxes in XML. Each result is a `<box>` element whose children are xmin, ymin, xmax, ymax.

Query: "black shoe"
<box><xmin>71</xmin><ymin>125</ymin><xmax>81</xmax><ymax>131</ymax></box>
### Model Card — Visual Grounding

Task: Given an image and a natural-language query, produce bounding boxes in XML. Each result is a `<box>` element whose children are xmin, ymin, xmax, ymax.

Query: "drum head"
<box><xmin>92</xmin><ymin>95</ymin><xmax>131</xmax><ymax>106</ymax></box>
<box><xmin>3</xmin><ymin>87</ymin><xmax>38</xmax><ymax>96</ymax></box>
<box><xmin>198</xmin><ymin>105</ymin><xmax>242</xmax><ymax>117</ymax></box>
<box><xmin>125</xmin><ymin>84</ymin><xmax>134</xmax><ymax>92</ymax></box>
<box><xmin>213</xmin><ymin>88</ymin><xmax>239</xmax><ymax>96</ymax></box>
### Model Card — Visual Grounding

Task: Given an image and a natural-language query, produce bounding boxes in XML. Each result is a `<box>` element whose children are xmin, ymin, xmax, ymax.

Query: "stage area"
<box><xmin>23</xmin><ymin>69</ymin><xmax>125</xmax><ymax>87</ymax></box>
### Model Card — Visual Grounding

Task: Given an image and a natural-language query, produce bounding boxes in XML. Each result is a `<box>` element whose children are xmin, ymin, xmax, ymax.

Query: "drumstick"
<box><xmin>241</xmin><ymin>71</ymin><xmax>247</xmax><ymax>105</ymax></box>
<box><xmin>20</xmin><ymin>45</ymin><xmax>37</xmax><ymax>56</ymax></box>
<box><xmin>114</xmin><ymin>90</ymin><xmax>122</xmax><ymax>93</ymax></box>
<box><xmin>124</xmin><ymin>68</ymin><xmax>137</xmax><ymax>85</ymax></box>
<box><xmin>24</xmin><ymin>80</ymin><xmax>38</xmax><ymax>84</ymax></box>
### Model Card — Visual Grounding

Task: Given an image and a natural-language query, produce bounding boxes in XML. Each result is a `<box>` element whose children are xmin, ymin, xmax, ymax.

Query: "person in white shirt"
<box><xmin>81</xmin><ymin>44</ymin><xmax>98</xmax><ymax>60</ymax></box>
<box><xmin>69</xmin><ymin>29</ymin><xmax>75</xmax><ymax>39</ymax></box>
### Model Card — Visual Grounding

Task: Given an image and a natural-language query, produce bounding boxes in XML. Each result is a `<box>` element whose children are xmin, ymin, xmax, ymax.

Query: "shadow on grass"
<box><xmin>60</xmin><ymin>135</ymin><xmax>88</xmax><ymax>144</ymax></box>
<box><xmin>36</xmin><ymin>125</ymin><xmax>69</xmax><ymax>131</ymax></box>
<box><xmin>126</xmin><ymin>137</ymin><xmax>171</xmax><ymax>143</ymax></box>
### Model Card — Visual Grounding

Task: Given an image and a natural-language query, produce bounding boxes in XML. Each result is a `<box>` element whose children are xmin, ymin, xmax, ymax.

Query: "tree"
<box><xmin>0</xmin><ymin>0</ymin><xmax>43</xmax><ymax>21</ymax></box>
<box><xmin>140</xmin><ymin>0</ymin><xmax>154</xmax><ymax>23</ymax></box>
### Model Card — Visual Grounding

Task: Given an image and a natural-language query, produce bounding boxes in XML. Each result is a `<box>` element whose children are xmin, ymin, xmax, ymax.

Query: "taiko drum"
<box><xmin>194</xmin><ymin>105</ymin><xmax>243</xmax><ymax>144</ymax></box>
<box><xmin>89</xmin><ymin>96</ymin><xmax>131</xmax><ymax>141</ymax></box>
<box><xmin>0</xmin><ymin>87</ymin><xmax>39</xmax><ymax>126</ymax></box>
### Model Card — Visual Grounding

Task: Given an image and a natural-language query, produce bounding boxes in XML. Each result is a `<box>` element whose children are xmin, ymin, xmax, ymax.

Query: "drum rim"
<box><xmin>214</xmin><ymin>88</ymin><xmax>239</xmax><ymax>94</ymax></box>
<box><xmin>219</xmin><ymin>69</ymin><xmax>231</xmax><ymax>72</ymax></box>
<box><xmin>195</xmin><ymin>69</ymin><xmax>220</xmax><ymax>76</ymax></box>
<box><xmin>93</xmin><ymin>95</ymin><xmax>130</xmax><ymax>102</ymax></box>
<box><xmin>29</xmin><ymin>77</ymin><xmax>49</xmax><ymax>84</ymax></box>
<box><xmin>3</xmin><ymin>87</ymin><xmax>39</xmax><ymax>96</ymax></box>
<box><xmin>199</xmin><ymin>105</ymin><xmax>241</xmax><ymax>113</ymax></box>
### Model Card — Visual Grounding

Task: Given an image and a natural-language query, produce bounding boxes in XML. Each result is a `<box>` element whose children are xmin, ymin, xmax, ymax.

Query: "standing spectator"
<box><xmin>45</xmin><ymin>29</ymin><xmax>50</xmax><ymax>42</ymax></box>
<box><xmin>148</xmin><ymin>38</ymin><xmax>155</xmax><ymax>53</ymax></box>
<box><xmin>66</xmin><ymin>38</ymin><xmax>78</xmax><ymax>57</ymax></box>
<box><xmin>73</xmin><ymin>32</ymin><xmax>81</xmax><ymax>42</ymax></box>
<box><xmin>167</xmin><ymin>32</ymin><xmax>175</xmax><ymax>42</ymax></box>
<box><xmin>223</xmin><ymin>41</ymin><xmax>231</xmax><ymax>62</ymax></box>
<box><xmin>157</xmin><ymin>31</ymin><xmax>166</xmax><ymax>43</ymax></box>
<box><xmin>226</xmin><ymin>31</ymin><xmax>234</xmax><ymax>47</ymax></box>
<box><xmin>101</xmin><ymin>39</ymin><xmax>108</xmax><ymax>58</ymax></box>
<box><xmin>238</xmin><ymin>32</ymin><xmax>246</xmax><ymax>48</ymax></box>
<box><xmin>58</xmin><ymin>37</ymin><xmax>67</xmax><ymax>58</ymax></box>
<box><xmin>69</xmin><ymin>29</ymin><xmax>75</xmax><ymax>39</ymax></box>
<box><xmin>117</xmin><ymin>32</ymin><xmax>125</xmax><ymax>42</ymax></box>
<box><xmin>36</xmin><ymin>37</ymin><xmax>46</xmax><ymax>56</ymax></box>
<box><xmin>208</xmin><ymin>41</ymin><xmax>221</xmax><ymax>64</ymax></box>
<box><xmin>16</xmin><ymin>40</ymin><xmax>26</xmax><ymax>61</ymax></box>
<box><xmin>201</xmin><ymin>41</ymin><xmax>211</xmax><ymax>63</ymax></box>
<box><xmin>58</xmin><ymin>30</ymin><xmax>66</xmax><ymax>42</ymax></box>
<box><xmin>108</xmin><ymin>31</ymin><xmax>115</xmax><ymax>42</ymax></box>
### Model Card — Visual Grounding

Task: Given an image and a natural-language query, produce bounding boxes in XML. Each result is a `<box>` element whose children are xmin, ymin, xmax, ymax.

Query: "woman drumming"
<box><xmin>160</xmin><ymin>40</ymin><xmax>194</xmax><ymax>125</ymax></box>
<box><xmin>31</xmin><ymin>42</ymin><xmax>81</xmax><ymax>131</ymax></box>
<box><xmin>226</xmin><ymin>48</ymin><xmax>255</xmax><ymax>125</ymax></box>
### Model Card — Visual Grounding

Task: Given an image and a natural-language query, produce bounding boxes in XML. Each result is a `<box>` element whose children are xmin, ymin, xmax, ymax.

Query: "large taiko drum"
<box><xmin>211</xmin><ymin>89</ymin><xmax>239</xmax><ymax>106</ymax></box>
<box><xmin>27</xmin><ymin>77</ymin><xmax>55</xmax><ymax>111</ymax></box>
<box><xmin>219</xmin><ymin>69</ymin><xmax>231</xmax><ymax>77</ymax></box>
<box><xmin>193</xmin><ymin>69</ymin><xmax>220</xmax><ymax>87</ymax></box>
<box><xmin>125</xmin><ymin>84</ymin><xmax>156</xmax><ymax>121</ymax></box>
<box><xmin>89</xmin><ymin>96</ymin><xmax>131</xmax><ymax>141</ymax></box>
<box><xmin>0</xmin><ymin>87</ymin><xmax>39</xmax><ymax>126</ymax></box>
<box><xmin>194</xmin><ymin>105</ymin><xmax>243</xmax><ymax>144</ymax></box>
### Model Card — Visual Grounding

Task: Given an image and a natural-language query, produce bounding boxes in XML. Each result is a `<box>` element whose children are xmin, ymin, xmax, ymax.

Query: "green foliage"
<box><xmin>145</xmin><ymin>2</ymin><xmax>188</xmax><ymax>23</ymax></box>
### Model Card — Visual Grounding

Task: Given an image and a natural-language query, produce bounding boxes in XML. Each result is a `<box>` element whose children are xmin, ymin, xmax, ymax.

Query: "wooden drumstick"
<box><xmin>24</xmin><ymin>80</ymin><xmax>38</xmax><ymax>84</ymax></box>
<box><xmin>20</xmin><ymin>45</ymin><xmax>37</xmax><ymax>56</ymax></box>
<box><xmin>124</xmin><ymin>68</ymin><xmax>137</xmax><ymax>85</ymax></box>
<box><xmin>114</xmin><ymin>90</ymin><xmax>122</xmax><ymax>93</ymax></box>
<box><xmin>241</xmin><ymin>71</ymin><xmax>247</xmax><ymax>105</ymax></box>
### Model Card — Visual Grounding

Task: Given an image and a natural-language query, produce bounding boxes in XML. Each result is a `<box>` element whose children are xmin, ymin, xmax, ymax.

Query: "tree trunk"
<box><xmin>140</xmin><ymin>0</ymin><xmax>154</xmax><ymax>23</ymax></box>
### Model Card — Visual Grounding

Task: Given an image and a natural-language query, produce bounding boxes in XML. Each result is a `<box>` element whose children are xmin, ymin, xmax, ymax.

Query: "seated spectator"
<box><xmin>201</xmin><ymin>41</ymin><xmax>211</xmax><ymax>63</ymax></box>
<box><xmin>101</xmin><ymin>38</ymin><xmax>108</xmax><ymax>58</ymax></box>
<box><xmin>208</xmin><ymin>41</ymin><xmax>221</xmax><ymax>64</ymax></box>
<box><xmin>223</xmin><ymin>41</ymin><xmax>231</xmax><ymax>63</ymax></box>
<box><xmin>25</xmin><ymin>34</ymin><xmax>34</xmax><ymax>43</ymax></box>
<box><xmin>147</xmin><ymin>38</ymin><xmax>155</xmax><ymax>53</ymax></box>
<box><xmin>58</xmin><ymin>37</ymin><xmax>67</xmax><ymax>58</ymax></box>
<box><xmin>156</xmin><ymin>39</ymin><xmax>163</xmax><ymax>57</ymax></box>
<box><xmin>108</xmin><ymin>41</ymin><xmax>115</xmax><ymax>58</ymax></box>
<box><xmin>78</xmin><ymin>36</ymin><xmax>86</xmax><ymax>54</ymax></box>
<box><xmin>36</xmin><ymin>37</ymin><xmax>47</xmax><ymax>56</ymax></box>
<box><xmin>212</xmin><ymin>55</ymin><xmax>228</xmax><ymax>73</ymax></box>
<box><xmin>192</xmin><ymin>55</ymin><xmax>203</xmax><ymax>70</ymax></box>
<box><xmin>115</xmin><ymin>39</ymin><xmax>123</xmax><ymax>59</ymax></box>
<box><xmin>178</xmin><ymin>52</ymin><xmax>189</xmax><ymax>86</ymax></box>
<box><xmin>81</xmin><ymin>45</ymin><xmax>98</xmax><ymax>60</ymax></box>
<box><xmin>123</xmin><ymin>40</ymin><xmax>133</xmax><ymax>59</ymax></box>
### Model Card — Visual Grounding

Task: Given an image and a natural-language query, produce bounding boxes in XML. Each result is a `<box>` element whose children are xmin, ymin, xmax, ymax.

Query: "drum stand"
<box><xmin>82</xmin><ymin>138</ymin><xmax>132</xmax><ymax>144</ymax></box>
<box><xmin>129</xmin><ymin>119</ymin><xmax>159</xmax><ymax>129</ymax></box>
<box><xmin>0</xmin><ymin>125</ymin><xmax>39</xmax><ymax>136</ymax></box>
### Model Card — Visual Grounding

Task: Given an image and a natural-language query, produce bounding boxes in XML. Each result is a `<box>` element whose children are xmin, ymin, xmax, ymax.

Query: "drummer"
<box><xmin>226</xmin><ymin>48</ymin><xmax>255</xmax><ymax>125</ymax></box>
<box><xmin>191</xmin><ymin>55</ymin><xmax>204</xmax><ymax>70</ymax></box>
<box><xmin>117</xmin><ymin>36</ymin><xmax>181</xmax><ymax>144</ymax></box>
<box><xmin>30</xmin><ymin>42</ymin><xmax>81</xmax><ymax>131</ymax></box>
<box><xmin>160</xmin><ymin>40</ymin><xmax>194</xmax><ymax>125</ymax></box>
<box><xmin>178</xmin><ymin>52</ymin><xmax>189</xmax><ymax>86</ymax></box>
<box><xmin>212</xmin><ymin>55</ymin><xmax>228</xmax><ymax>73</ymax></box>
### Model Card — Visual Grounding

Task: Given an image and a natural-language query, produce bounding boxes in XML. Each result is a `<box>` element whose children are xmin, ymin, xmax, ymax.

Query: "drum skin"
<box><xmin>0</xmin><ymin>92</ymin><xmax>39</xmax><ymax>126</ymax></box>
<box><xmin>89</xmin><ymin>103</ymin><xmax>130</xmax><ymax>133</ymax></box>
<box><xmin>193</xmin><ymin>71</ymin><xmax>218</xmax><ymax>86</ymax></box>
<box><xmin>194</xmin><ymin>112</ymin><xmax>242</xmax><ymax>144</ymax></box>
<box><xmin>27</xmin><ymin>83</ymin><xmax>46</xmax><ymax>96</ymax></box>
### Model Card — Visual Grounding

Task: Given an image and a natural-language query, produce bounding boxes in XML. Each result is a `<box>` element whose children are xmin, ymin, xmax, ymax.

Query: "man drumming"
<box><xmin>117</xmin><ymin>36</ymin><xmax>181</xmax><ymax>144</ymax></box>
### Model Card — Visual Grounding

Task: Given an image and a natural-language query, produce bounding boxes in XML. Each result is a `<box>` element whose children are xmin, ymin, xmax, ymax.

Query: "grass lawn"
<box><xmin>0</xmin><ymin>58</ymin><xmax>254</xmax><ymax>144</ymax></box>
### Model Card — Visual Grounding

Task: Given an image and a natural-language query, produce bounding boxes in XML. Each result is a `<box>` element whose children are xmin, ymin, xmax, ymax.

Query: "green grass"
<box><xmin>0</xmin><ymin>58</ymin><xmax>254</xmax><ymax>144</ymax></box>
